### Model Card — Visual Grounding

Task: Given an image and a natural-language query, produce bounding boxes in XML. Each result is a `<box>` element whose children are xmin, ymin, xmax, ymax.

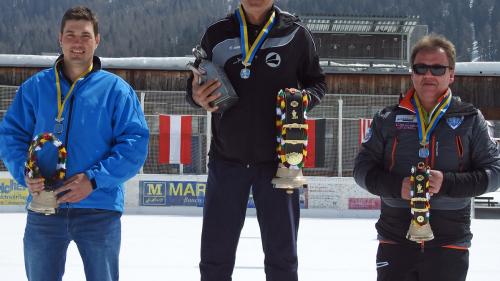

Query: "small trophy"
<box><xmin>272</xmin><ymin>88</ymin><xmax>309</xmax><ymax>193</ymax></box>
<box><xmin>186</xmin><ymin>45</ymin><xmax>239</xmax><ymax>113</ymax></box>
<box><xmin>25</xmin><ymin>133</ymin><xmax>67</xmax><ymax>215</ymax></box>
<box><xmin>406</xmin><ymin>162</ymin><xmax>434</xmax><ymax>242</ymax></box>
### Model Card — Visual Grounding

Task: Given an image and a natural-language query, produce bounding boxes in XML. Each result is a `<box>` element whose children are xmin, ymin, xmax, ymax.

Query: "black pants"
<box><xmin>376</xmin><ymin>243</ymin><xmax>469</xmax><ymax>281</ymax></box>
<box><xmin>200</xmin><ymin>159</ymin><xmax>300</xmax><ymax>281</ymax></box>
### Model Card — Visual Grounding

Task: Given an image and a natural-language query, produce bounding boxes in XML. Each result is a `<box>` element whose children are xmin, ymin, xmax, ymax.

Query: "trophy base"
<box><xmin>406</xmin><ymin>222</ymin><xmax>434</xmax><ymax>242</ymax></box>
<box><xmin>272</xmin><ymin>167</ymin><xmax>306</xmax><ymax>193</ymax></box>
<box><xmin>28</xmin><ymin>190</ymin><xmax>58</xmax><ymax>215</ymax></box>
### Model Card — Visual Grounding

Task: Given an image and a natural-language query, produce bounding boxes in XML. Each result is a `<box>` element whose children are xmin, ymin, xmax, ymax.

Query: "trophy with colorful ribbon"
<box><xmin>272</xmin><ymin>88</ymin><xmax>309</xmax><ymax>193</ymax></box>
<box><xmin>25</xmin><ymin>133</ymin><xmax>67</xmax><ymax>215</ymax></box>
<box><xmin>406</xmin><ymin>162</ymin><xmax>434</xmax><ymax>242</ymax></box>
<box><xmin>186</xmin><ymin>45</ymin><xmax>238</xmax><ymax>113</ymax></box>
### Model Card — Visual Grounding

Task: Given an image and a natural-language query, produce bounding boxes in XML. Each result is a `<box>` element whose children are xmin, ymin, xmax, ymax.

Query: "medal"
<box><xmin>54</xmin><ymin>118</ymin><xmax>64</xmax><ymax>135</ymax></box>
<box><xmin>418</xmin><ymin>146</ymin><xmax>429</xmax><ymax>158</ymax></box>
<box><xmin>235</xmin><ymin>5</ymin><xmax>275</xmax><ymax>80</ymax></box>
<box><xmin>240</xmin><ymin>67</ymin><xmax>251</xmax><ymax>79</ymax></box>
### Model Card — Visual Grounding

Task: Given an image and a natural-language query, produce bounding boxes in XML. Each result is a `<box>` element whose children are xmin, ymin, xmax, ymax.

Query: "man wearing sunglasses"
<box><xmin>354</xmin><ymin>34</ymin><xmax>500</xmax><ymax>281</ymax></box>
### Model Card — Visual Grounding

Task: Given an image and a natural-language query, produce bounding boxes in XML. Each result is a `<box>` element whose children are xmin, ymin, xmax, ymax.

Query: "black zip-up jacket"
<box><xmin>186</xmin><ymin>6</ymin><xmax>326</xmax><ymax>165</ymax></box>
<box><xmin>354</xmin><ymin>89</ymin><xmax>500</xmax><ymax>247</ymax></box>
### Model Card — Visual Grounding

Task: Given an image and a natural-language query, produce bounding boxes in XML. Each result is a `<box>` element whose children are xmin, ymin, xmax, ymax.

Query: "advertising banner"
<box><xmin>0</xmin><ymin>178</ymin><xmax>28</xmax><ymax>205</ymax></box>
<box><xmin>140</xmin><ymin>180</ymin><xmax>308</xmax><ymax>208</ymax></box>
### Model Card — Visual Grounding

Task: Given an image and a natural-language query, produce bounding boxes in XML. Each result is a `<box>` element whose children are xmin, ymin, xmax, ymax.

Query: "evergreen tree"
<box><xmin>0</xmin><ymin>0</ymin><xmax>497</xmax><ymax>61</ymax></box>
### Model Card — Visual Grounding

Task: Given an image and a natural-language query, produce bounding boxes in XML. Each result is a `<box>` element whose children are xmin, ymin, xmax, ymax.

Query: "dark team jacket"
<box><xmin>186</xmin><ymin>6</ymin><xmax>326</xmax><ymax>165</ymax></box>
<box><xmin>354</xmin><ymin>89</ymin><xmax>500</xmax><ymax>247</ymax></box>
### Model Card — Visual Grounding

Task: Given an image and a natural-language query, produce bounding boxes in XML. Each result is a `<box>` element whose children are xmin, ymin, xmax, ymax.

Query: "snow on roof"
<box><xmin>0</xmin><ymin>54</ymin><xmax>499</xmax><ymax>76</ymax></box>
<box><xmin>0</xmin><ymin>54</ymin><xmax>193</xmax><ymax>71</ymax></box>
<box><xmin>321</xmin><ymin>60</ymin><xmax>500</xmax><ymax>76</ymax></box>
<box><xmin>455</xmin><ymin>62</ymin><xmax>500</xmax><ymax>76</ymax></box>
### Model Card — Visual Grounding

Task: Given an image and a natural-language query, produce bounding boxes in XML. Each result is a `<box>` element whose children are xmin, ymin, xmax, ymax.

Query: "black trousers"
<box><xmin>200</xmin><ymin>158</ymin><xmax>300</xmax><ymax>281</ymax></box>
<box><xmin>376</xmin><ymin>243</ymin><xmax>469</xmax><ymax>281</ymax></box>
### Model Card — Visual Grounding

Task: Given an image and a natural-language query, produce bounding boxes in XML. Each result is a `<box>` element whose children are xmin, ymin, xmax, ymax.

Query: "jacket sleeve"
<box><xmin>297</xmin><ymin>25</ymin><xmax>326</xmax><ymax>110</ymax></box>
<box><xmin>0</xmin><ymin>85</ymin><xmax>35</xmax><ymax>186</ymax></box>
<box><xmin>353</xmin><ymin>111</ymin><xmax>404</xmax><ymax>198</ymax></box>
<box><xmin>84</xmin><ymin>86</ymin><xmax>149</xmax><ymax>190</ymax></box>
<box><xmin>441</xmin><ymin>112</ymin><xmax>500</xmax><ymax>197</ymax></box>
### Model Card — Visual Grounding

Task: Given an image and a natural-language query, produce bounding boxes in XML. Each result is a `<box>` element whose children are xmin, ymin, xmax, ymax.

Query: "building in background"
<box><xmin>301</xmin><ymin>15</ymin><xmax>426</xmax><ymax>68</ymax></box>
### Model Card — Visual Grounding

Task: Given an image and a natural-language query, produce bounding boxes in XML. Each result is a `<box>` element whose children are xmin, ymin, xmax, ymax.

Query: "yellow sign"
<box><xmin>0</xmin><ymin>178</ymin><xmax>28</xmax><ymax>205</ymax></box>
<box><xmin>168</xmin><ymin>182</ymin><xmax>206</xmax><ymax>197</ymax></box>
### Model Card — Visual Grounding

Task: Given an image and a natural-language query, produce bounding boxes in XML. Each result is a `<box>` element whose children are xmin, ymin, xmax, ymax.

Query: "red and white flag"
<box><xmin>359</xmin><ymin>118</ymin><xmax>372</xmax><ymax>145</ymax></box>
<box><xmin>158</xmin><ymin>115</ymin><xmax>192</xmax><ymax>164</ymax></box>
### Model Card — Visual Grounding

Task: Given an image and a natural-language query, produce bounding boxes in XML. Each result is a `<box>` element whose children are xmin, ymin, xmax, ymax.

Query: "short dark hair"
<box><xmin>410</xmin><ymin>34</ymin><xmax>456</xmax><ymax>69</ymax></box>
<box><xmin>60</xmin><ymin>6</ymin><xmax>99</xmax><ymax>35</ymax></box>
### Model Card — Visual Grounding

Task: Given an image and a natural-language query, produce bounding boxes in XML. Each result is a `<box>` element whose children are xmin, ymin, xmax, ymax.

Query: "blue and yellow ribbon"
<box><xmin>412</xmin><ymin>91</ymin><xmax>452</xmax><ymax>148</ymax></box>
<box><xmin>235</xmin><ymin>4</ymin><xmax>276</xmax><ymax>67</ymax></box>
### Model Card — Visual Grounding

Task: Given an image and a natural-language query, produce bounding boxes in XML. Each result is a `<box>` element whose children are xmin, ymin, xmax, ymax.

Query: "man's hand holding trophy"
<box><xmin>25</xmin><ymin>133</ymin><xmax>66</xmax><ymax>215</ymax></box>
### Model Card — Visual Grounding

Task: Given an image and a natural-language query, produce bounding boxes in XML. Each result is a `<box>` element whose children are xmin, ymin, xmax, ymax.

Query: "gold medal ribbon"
<box><xmin>54</xmin><ymin>61</ymin><xmax>93</xmax><ymax>123</ymax></box>
<box><xmin>236</xmin><ymin>4</ymin><xmax>276</xmax><ymax>67</ymax></box>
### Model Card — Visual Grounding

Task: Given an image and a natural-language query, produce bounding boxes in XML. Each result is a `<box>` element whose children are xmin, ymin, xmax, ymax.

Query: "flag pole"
<box><xmin>206</xmin><ymin>112</ymin><xmax>212</xmax><ymax>173</ymax></box>
<box><xmin>140</xmin><ymin>92</ymin><xmax>145</xmax><ymax>174</ymax></box>
<box><xmin>337</xmin><ymin>98</ymin><xmax>343</xmax><ymax>177</ymax></box>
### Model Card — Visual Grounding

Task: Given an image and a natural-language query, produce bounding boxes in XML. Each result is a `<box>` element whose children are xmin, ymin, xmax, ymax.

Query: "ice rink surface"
<box><xmin>1</xmin><ymin>212</ymin><xmax>499</xmax><ymax>281</ymax></box>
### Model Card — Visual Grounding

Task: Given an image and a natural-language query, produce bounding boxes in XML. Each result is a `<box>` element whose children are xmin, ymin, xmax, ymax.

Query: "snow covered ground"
<box><xmin>0</xmin><ymin>212</ymin><xmax>498</xmax><ymax>281</ymax></box>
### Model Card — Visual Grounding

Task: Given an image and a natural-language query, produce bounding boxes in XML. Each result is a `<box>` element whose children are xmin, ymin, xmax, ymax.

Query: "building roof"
<box><xmin>0</xmin><ymin>54</ymin><xmax>192</xmax><ymax>71</ymax></box>
<box><xmin>1</xmin><ymin>54</ymin><xmax>499</xmax><ymax>77</ymax></box>
<box><xmin>300</xmin><ymin>15</ymin><xmax>419</xmax><ymax>35</ymax></box>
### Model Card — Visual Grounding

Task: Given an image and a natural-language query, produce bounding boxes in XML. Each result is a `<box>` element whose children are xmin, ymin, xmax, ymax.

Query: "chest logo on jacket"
<box><xmin>446</xmin><ymin>116</ymin><xmax>464</xmax><ymax>129</ymax></box>
<box><xmin>265</xmin><ymin>52</ymin><xmax>281</xmax><ymax>68</ymax></box>
<box><xmin>395</xmin><ymin>114</ymin><xmax>417</xmax><ymax>130</ymax></box>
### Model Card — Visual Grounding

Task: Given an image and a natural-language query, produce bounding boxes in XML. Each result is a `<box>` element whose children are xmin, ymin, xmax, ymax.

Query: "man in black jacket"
<box><xmin>354</xmin><ymin>34</ymin><xmax>500</xmax><ymax>281</ymax></box>
<box><xmin>186</xmin><ymin>0</ymin><xmax>326</xmax><ymax>280</ymax></box>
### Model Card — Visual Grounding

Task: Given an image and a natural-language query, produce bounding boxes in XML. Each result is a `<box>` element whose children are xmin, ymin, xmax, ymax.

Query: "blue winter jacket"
<box><xmin>0</xmin><ymin>56</ymin><xmax>149</xmax><ymax>212</ymax></box>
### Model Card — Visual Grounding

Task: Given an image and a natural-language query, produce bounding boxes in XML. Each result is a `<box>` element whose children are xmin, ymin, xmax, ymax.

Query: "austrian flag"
<box><xmin>158</xmin><ymin>115</ymin><xmax>192</xmax><ymax>164</ymax></box>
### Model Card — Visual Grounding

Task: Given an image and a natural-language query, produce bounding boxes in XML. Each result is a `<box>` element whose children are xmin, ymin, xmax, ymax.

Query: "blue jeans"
<box><xmin>24</xmin><ymin>208</ymin><xmax>122</xmax><ymax>281</ymax></box>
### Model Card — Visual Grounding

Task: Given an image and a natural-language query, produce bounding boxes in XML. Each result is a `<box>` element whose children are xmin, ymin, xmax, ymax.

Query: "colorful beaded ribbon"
<box><xmin>276</xmin><ymin>88</ymin><xmax>309</xmax><ymax>169</ymax></box>
<box><xmin>25</xmin><ymin>133</ymin><xmax>67</xmax><ymax>190</ymax></box>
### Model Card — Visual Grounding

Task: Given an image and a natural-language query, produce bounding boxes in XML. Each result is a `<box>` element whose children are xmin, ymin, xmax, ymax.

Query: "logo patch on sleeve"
<box><xmin>362</xmin><ymin>128</ymin><xmax>373</xmax><ymax>143</ymax></box>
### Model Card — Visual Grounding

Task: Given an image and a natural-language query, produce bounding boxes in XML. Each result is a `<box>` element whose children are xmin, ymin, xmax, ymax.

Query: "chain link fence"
<box><xmin>0</xmin><ymin>85</ymin><xmax>400</xmax><ymax>176</ymax></box>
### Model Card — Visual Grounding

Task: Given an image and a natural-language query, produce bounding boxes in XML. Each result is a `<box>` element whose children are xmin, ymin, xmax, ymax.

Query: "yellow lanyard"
<box><xmin>54</xmin><ymin>62</ymin><xmax>93</xmax><ymax>123</ymax></box>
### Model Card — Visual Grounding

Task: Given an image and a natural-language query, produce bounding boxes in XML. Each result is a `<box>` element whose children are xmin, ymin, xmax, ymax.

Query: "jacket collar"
<box><xmin>54</xmin><ymin>55</ymin><xmax>102</xmax><ymax>75</ymax></box>
<box><xmin>398</xmin><ymin>87</ymin><xmax>451</xmax><ymax>114</ymax></box>
<box><xmin>399</xmin><ymin>88</ymin><xmax>478</xmax><ymax>117</ymax></box>
<box><xmin>232</xmin><ymin>5</ymin><xmax>298</xmax><ymax>32</ymax></box>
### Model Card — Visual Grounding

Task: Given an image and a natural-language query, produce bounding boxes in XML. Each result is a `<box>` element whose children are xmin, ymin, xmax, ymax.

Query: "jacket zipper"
<box><xmin>65</xmin><ymin>95</ymin><xmax>75</xmax><ymax>146</ymax></box>
<box><xmin>455</xmin><ymin>135</ymin><xmax>464</xmax><ymax>171</ymax></box>
<box><xmin>64</xmin><ymin>95</ymin><xmax>75</xmax><ymax>209</ymax></box>
<box><xmin>389</xmin><ymin>136</ymin><xmax>398</xmax><ymax>172</ymax></box>
<box><xmin>430</xmin><ymin>135</ymin><xmax>436</xmax><ymax>168</ymax></box>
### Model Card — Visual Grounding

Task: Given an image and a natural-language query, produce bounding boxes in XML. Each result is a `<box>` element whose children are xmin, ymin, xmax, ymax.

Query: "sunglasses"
<box><xmin>412</xmin><ymin>64</ymin><xmax>451</xmax><ymax>76</ymax></box>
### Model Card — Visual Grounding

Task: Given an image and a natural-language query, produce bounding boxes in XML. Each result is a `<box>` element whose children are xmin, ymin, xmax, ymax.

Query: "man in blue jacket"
<box><xmin>0</xmin><ymin>6</ymin><xmax>149</xmax><ymax>281</ymax></box>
